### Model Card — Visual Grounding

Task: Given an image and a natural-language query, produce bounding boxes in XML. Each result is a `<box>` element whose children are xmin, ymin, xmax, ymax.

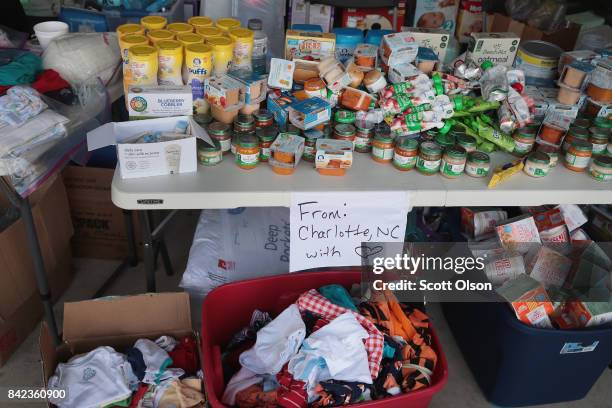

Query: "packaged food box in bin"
<box><xmin>201</xmin><ymin>271</ymin><xmax>448</xmax><ymax>408</ymax></box>
<box><xmin>442</xmin><ymin>301</ymin><xmax>612</xmax><ymax>406</ymax></box>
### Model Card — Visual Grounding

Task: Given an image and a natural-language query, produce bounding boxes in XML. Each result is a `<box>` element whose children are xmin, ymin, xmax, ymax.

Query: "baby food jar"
<box><xmin>363</xmin><ymin>70</ymin><xmax>387</xmax><ymax>93</ymax></box>
<box><xmin>234</xmin><ymin>114</ymin><xmax>255</xmax><ymax>133</ymax></box>
<box><xmin>563</xmin><ymin>127</ymin><xmax>589</xmax><ymax>152</ymax></box>
<box><xmin>354</xmin><ymin>121</ymin><xmax>374</xmax><ymax>153</ymax></box>
<box><xmin>256</xmin><ymin>126</ymin><xmax>277</xmax><ymax>162</ymax></box>
<box><xmin>304</xmin><ymin>78</ymin><xmax>327</xmax><ymax>99</ymax></box>
<box><xmin>524</xmin><ymin>151</ymin><xmax>551</xmax><ymax>178</ymax></box>
<box><xmin>589</xmin><ymin>127</ymin><xmax>609</xmax><ymax>155</ymax></box>
<box><xmin>253</xmin><ymin>109</ymin><xmax>274</xmax><ymax>128</ymax></box>
<box><xmin>539</xmin><ymin>124</ymin><xmax>565</xmax><ymax>145</ymax></box>
<box><xmin>565</xmin><ymin>139</ymin><xmax>592</xmax><ymax>172</ymax></box>
<box><xmin>393</xmin><ymin>137</ymin><xmax>418</xmax><ymax>171</ymax></box>
<box><xmin>197</xmin><ymin>139</ymin><xmax>222</xmax><ymax>166</ymax></box>
<box><xmin>207</xmin><ymin>121</ymin><xmax>232</xmax><ymax>154</ymax></box>
<box><xmin>434</xmin><ymin>133</ymin><xmax>455</xmax><ymax>150</ymax></box>
<box><xmin>333</xmin><ymin>124</ymin><xmax>356</xmax><ymax>147</ymax></box>
<box><xmin>235</xmin><ymin>134</ymin><xmax>260</xmax><ymax>169</ymax></box>
<box><xmin>303</xmin><ymin>130</ymin><xmax>323</xmax><ymax>162</ymax></box>
<box><xmin>440</xmin><ymin>145</ymin><xmax>467</xmax><ymax>179</ymax></box>
<box><xmin>372</xmin><ymin>134</ymin><xmax>395</xmax><ymax>163</ymax></box>
<box><xmin>590</xmin><ymin>155</ymin><xmax>612</xmax><ymax>182</ymax></box>
<box><xmin>536</xmin><ymin>142</ymin><xmax>560</xmax><ymax>167</ymax></box>
<box><xmin>456</xmin><ymin>134</ymin><xmax>478</xmax><ymax>153</ymax></box>
<box><xmin>416</xmin><ymin>142</ymin><xmax>442</xmax><ymax>175</ymax></box>
<box><xmin>465</xmin><ymin>151</ymin><xmax>490</xmax><ymax>178</ymax></box>
<box><xmin>513</xmin><ymin>127</ymin><xmax>536</xmax><ymax>156</ymax></box>
<box><xmin>573</xmin><ymin>117</ymin><xmax>591</xmax><ymax>130</ymax></box>
<box><xmin>335</xmin><ymin>109</ymin><xmax>355</xmax><ymax>125</ymax></box>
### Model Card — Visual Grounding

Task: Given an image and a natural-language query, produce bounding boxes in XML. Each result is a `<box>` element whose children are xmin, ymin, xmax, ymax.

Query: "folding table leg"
<box><xmin>124</xmin><ymin>209</ymin><xmax>138</xmax><ymax>267</ymax></box>
<box><xmin>20</xmin><ymin>197</ymin><xmax>61</xmax><ymax>345</ymax></box>
<box><xmin>139</xmin><ymin>210</ymin><xmax>156</xmax><ymax>292</ymax></box>
<box><xmin>159</xmin><ymin>239</ymin><xmax>174</xmax><ymax>276</ymax></box>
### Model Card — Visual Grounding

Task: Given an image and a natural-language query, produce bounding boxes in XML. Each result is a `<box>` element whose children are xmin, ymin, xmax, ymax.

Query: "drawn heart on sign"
<box><xmin>355</xmin><ymin>245</ymin><xmax>383</xmax><ymax>259</ymax></box>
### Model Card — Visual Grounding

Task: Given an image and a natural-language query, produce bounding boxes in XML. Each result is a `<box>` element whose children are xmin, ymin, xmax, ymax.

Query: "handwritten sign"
<box><xmin>290</xmin><ymin>191</ymin><xmax>409</xmax><ymax>272</ymax></box>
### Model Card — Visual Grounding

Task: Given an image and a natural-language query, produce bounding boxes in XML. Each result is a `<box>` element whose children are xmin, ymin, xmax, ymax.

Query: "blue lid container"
<box><xmin>365</xmin><ymin>29</ymin><xmax>394</xmax><ymax>46</ymax></box>
<box><xmin>333</xmin><ymin>27</ymin><xmax>363</xmax><ymax>62</ymax></box>
<box><xmin>291</xmin><ymin>24</ymin><xmax>323</xmax><ymax>32</ymax></box>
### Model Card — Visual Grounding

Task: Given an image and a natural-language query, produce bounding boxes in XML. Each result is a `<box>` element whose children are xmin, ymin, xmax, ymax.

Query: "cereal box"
<box><xmin>399</xmin><ymin>27</ymin><xmax>451</xmax><ymax>61</ymax></box>
<box><xmin>413</xmin><ymin>0</ymin><xmax>459</xmax><ymax>36</ymax></box>
<box><xmin>285</xmin><ymin>30</ymin><xmax>336</xmax><ymax>62</ymax></box>
<box><xmin>466</xmin><ymin>32</ymin><xmax>520</xmax><ymax>67</ymax></box>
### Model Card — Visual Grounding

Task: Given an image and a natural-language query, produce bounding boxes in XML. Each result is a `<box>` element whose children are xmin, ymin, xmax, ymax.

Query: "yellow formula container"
<box><xmin>185</xmin><ymin>43</ymin><xmax>213</xmax><ymax>114</ymax></box>
<box><xmin>188</xmin><ymin>16</ymin><xmax>213</xmax><ymax>30</ymax></box>
<box><xmin>216</xmin><ymin>17</ymin><xmax>240</xmax><ymax>33</ymax></box>
<box><xmin>119</xmin><ymin>34</ymin><xmax>149</xmax><ymax>95</ymax></box>
<box><xmin>176</xmin><ymin>32</ymin><xmax>204</xmax><ymax>47</ymax></box>
<box><xmin>228</xmin><ymin>27</ymin><xmax>254</xmax><ymax>72</ymax></box>
<box><xmin>128</xmin><ymin>45</ymin><xmax>159</xmax><ymax>87</ymax></box>
<box><xmin>141</xmin><ymin>16</ymin><xmax>167</xmax><ymax>32</ymax></box>
<box><xmin>198</xmin><ymin>27</ymin><xmax>224</xmax><ymax>41</ymax></box>
<box><xmin>167</xmin><ymin>22</ymin><xmax>194</xmax><ymax>35</ymax></box>
<box><xmin>157</xmin><ymin>40</ymin><xmax>184</xmax><ymax>86</ymax></box>
<box><xmin>148</xmin><ymin>29</ymin><xmax>175</xmax><ymax>45</ymax></box>
<box><xmin>207</xmin><ymin>36</ymin><xmax>234</xmax><ymax>75</ymax></box>
<box><xmin>116</xmin><ymin>24</ymin><xmax>144</xmax><ymax>43</ymax></box>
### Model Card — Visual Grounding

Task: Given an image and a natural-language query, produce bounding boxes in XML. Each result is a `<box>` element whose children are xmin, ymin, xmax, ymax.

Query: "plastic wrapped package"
<box><xmin>42</xmin><ymin>32</ymin><xmax>121</xmax><ymax>103</ymax></box>
<box><xmin>180</xmin><ymin>207</ymin><xmax>291</xmax><ymax>296</ymax></box>
<box><xmin>0</xmin><ymin>25</ymin><xmax>29</xmax><ymax>49</ymax></box>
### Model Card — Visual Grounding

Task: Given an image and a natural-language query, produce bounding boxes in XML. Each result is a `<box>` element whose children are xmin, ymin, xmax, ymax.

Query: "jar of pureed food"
<box><xmin>393</xmin><ymin>137</ymin><xmax>418</xmax><ymax>171</ymax></box>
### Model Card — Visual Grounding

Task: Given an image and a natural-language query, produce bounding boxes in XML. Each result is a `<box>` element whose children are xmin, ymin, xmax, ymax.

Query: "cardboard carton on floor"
<box><xmin>62</xmin><ymin>166</ymin><xmax>141</xmax><ymax>260</ymax></box>
<box><xmin>40</xmin><ymin>293</ymin><xmax>200</xmax><ymax>405</ymax></box>
<box><xmin>0</xmin><ymin>175</ymin><xmax>74</xmax><ymax>366</ymax></box>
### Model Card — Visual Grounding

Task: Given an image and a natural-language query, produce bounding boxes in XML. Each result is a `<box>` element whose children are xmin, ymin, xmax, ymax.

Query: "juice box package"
<box><xmin>413</xmin><ymin>0</ymin><xmax>459</xmax><ymax>36</ymax></box>
<box><xmin>466</xmin><ymin>32</ymin><xmax>520</xmax><ymax>67</ymax></box>
<box><xmin>285</xmin><ymin>30</ymin><xmax>336</xmax><ymax>62</ymax></box>
<box><xmin>399</xmin><ymin>27</ymin><xmax>451</xmax><ymax>61</ymax></box>
<box><xmin>497</xmin><ymin>274</ymin><xmax>554</xmax><ymax>328</ymax></box>
<box><xmin>495</xmin><ymin>214</ymin><xmax>541</xmax><ymax>254</ymax></box>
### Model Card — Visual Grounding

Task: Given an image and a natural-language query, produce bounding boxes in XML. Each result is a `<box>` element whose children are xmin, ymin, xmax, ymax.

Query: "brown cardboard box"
<box><xmin>488</xmin><ymin>13</ymin><xmax>580</xmax><ymax>51</ymax></box>
<box><xmin>40</xmin><ymin>293</ymin><xmax>200</xmax><ymax>406</ymax></box>
<box><xmin>0</xmin><ymin>175</ymin><xmax>74</xmax><ymax>366</ymax></box>
<box><xmin>62</xmin><ymin>166</ymin><xmax>141</xmax><ymax>260</ymax></box>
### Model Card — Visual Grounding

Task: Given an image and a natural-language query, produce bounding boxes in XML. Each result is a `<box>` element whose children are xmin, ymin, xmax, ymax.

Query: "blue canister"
<box><xmin>365</xmin><ymin>29</ymin><xmax>393</xmax><ymax>47</ymax></box>
<box><xmin>333</xmin><ymin>27</ymin><xmax>363</xmax><ymax>62</ymax></box>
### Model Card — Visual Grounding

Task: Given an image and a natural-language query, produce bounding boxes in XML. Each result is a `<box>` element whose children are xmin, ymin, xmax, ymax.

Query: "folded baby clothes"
<box><xmin>296</xmin><ymin>290</ymin><xmax>384</xmax><ymax>379</ymax></box>
<box><xmin>48</xmin><ymin>346</ymin><xmax>132</xmax><ymax>408</ymax></box>
<box><xmin>239</xmin><ymin>304</ymin><xmax>306</xmax><ymax>375</ymax></box>
<box><xmin>134</xmin><ymin>339</ymin><xmax>174</xmax><ymax>385</ymax></box>
<box><xmin>288</xmin><ymin>313</ymin><xmax>372</xmax><ymax>401</ymax></box>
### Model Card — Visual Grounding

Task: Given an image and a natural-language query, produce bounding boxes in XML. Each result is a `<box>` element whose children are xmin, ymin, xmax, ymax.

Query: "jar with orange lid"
<box><xmin>372</xmin><ymin>134</ymin><xmax>395</xmax><ymax>163</ymax></box>
<box><xmin>304</xmin><ymin>78</ymin><xmax>327</xmax><ymax>98</ymax></box>
<box><xmin>563</xmin><ymin>126</ymin><xmax>589</xmax><ymax>152</ymax></box>
<box><xmin>333</xmin><ymin>124</ymin><xmax>356</xmax><ymax>147</ymax></box>
<box><xmin>565</xmin><ymin>139</ymin><xmax>592</xmax><ymax>172</ymax></box>
<box><xmin>235</xmin><ymin>134</ymin><xmax>260</xmax><ymax>169</ymax></box>
<box><xmin>393</xmin><ymin>137</ymin><xmax>418</xmax><ymax>171</ymax></box>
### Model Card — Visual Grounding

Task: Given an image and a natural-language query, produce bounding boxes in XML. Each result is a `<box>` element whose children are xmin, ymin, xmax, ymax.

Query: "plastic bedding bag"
<box><xmin>180</xmin><ymin>207</ymin><xmax>291</xmax><ymax>296</ymax></box>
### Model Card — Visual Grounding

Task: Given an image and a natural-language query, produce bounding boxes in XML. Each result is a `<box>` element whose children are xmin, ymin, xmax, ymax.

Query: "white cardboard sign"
<box><xmin>290</xmin><ymin>191</ymin><xmax>408</xmax><ymax>272</ymax></box>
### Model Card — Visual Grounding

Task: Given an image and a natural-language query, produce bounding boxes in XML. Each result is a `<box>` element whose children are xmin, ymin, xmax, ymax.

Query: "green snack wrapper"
<box><xmin>452</xmin><ymin>119</ymin><xmax>482</xmax><ymax>143</ymax></box>
<box><xmin>478</xmin><ymin>141</ymin><xmax>496</xmax><ymax>153</ymax></box>
<box><xmin>452</xmin><ymin>97</ymin><xmax>500</xmax><ymax>117</ymax></box>
<box><xmin>476</xmin><ymin>116</ymin><xmax>515</xmax><ymax>152</ymax></box>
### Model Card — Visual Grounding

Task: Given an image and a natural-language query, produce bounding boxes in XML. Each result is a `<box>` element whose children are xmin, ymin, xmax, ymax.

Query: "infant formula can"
<box><xmin>157</xmin><ymin>40</ymin><xmax>183</xmax><ymax>86</ymax></box>
<box><xmin>185</xmin><ymin>43</ymin><xmax>213</xmax><ymax>113</ymax></box>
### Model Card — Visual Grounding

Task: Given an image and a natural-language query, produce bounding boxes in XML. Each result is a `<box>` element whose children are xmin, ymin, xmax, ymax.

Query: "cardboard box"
<box><xmin>288</xmin><ymin>97</ymin><xmax>331</xmax><ymax>130</ymax></box>
<box><xmin>40</xmin><ymin>293</ymin><xmax>200</xmax><ymax>404</ymax></box>
<box><xmin>267</xmin><ymin>92</ymin><xmax>299</xmax><ymax>129</ymax></box>
<box><xmin>205</xmin><ymin>75</ymin><xmax>245</xmax><ymax>109</ymax></box>
<box><xmin>284</xmin><ymin>30</ymin><xmax>336</xmax><ymax>61</ymax></box>
<box><xmin>315</xmin><ymin>139</ymin><xmax>353</xmax><ymax>170</ymax></box>
<box><xmin>400</xmin><ymin>27</ymin><xmax>451</xmax><ymax>61</ymax></box>
<box><xmin>62</xmin><ymin>166</ymin><xmax>141</xmax><ymax>260</ymax></box>
<box><xmin>380</xmin><ymin>32</ymin><xmax>419</xmax><ymax>67</ymax></box>
<box><xmin>341</xmin><ymin>5</ymin><xmax>407</xmax><ymax>30</ymax></box>
<box><xmin>87</xmin><ymin>116</ymin><xmax>213</xmax><ymax>179</ymax></box>
<box><xmin>230</xmin><ymin>73</ymin><xmax>268</xmax><ymax>105</ymax></box>
<box><xmin>488</xmin><ymin>13</ymin><xmax>580</xmax><ymax>51</ymax></box>
<box><xmin>456</xmin><ymin>0</ymin><xmax>483</xmax><ymax>43</ymax></box>
<box><xmin>127</xmin><ymin>85</ymin><xmax>193</xmax><ymax>119</ymax></box>
<box><xmin>413</xmin><ymin>0</ymin><xmax>459</xmax><ymax>36</ymax></box>
<box><xmin>289</xmin><ymin>0</ymin><xmax>334</xmax><ymax>32</ymax></box>
<box><xmin>0</xmin><ymin>175</ymin><xmax>73</xmax><ymax>366</ymax></box>
<box><xmin>466</xmin><ymin>32</ymin><xmax>520</xmax><ymax>67</ymax></box>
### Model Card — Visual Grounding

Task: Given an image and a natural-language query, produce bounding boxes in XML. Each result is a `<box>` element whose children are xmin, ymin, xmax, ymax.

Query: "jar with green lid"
<box><xmin>465</xmin><ymin>151</ymin><xmax>490</xmax><ymax>178</ymax></box>
<box><xmin>589</xmin><ymin>127</ymin><xmax>609</xmax><ymax>155</ymax></box>
<box><xmin>234</xmin><ymin>114</ymin><xmax>255</xmax><ymax>133</ymax></box>
<box><xmin>536</xmin><ymin>142</ymin><xmax>559</xmax><ymax>167</ymax></box>
<box><xmin>449</xmin><ymin>127</ymin><xmax>466</xmax><ymax>138</ymax></box>
<box><xmin>303</xmin><ymin>129</ymin><xmax>323</xmax><ymax>162</ymax></box>
<box><xmin>590</xmin><ymin>154</ymin><xmax>612</xmax><ymax>182</ymax></box>
<box><xmin>208</xmin><ymin>121</ymin><xmax>232</xmax><ymax>154</ymax></box>
<box><xmin>235</xmin><ymin>134</ymin><xmax>260</xmax><ymax>169</ymax></box>
<box><xmin>563</xmin><ymin>127</ymin><xmax>589</xmax><ymax>152</ymax></box>
<box><xmin>416</xmin><ymin>142</ymin><xmax>442</xmax><ymax>175</ymax></box>
<box><xmin>573</xmin><ymin>117</ymin><xmax>590</xmax><ymax>130</ymax></box>
<box><xmin>375</xmin><ymin>122</ymin><xmax>391</xmax><ymax>138</ymax></box>
<box><xmin>333</xmin><ymin>123</ymin><xmax>356</xmax><ymax>147</ymax></box>
<box><xmin>393</xmin><ymin>137</ymin><xmax>418</xmax><ymax>171</ymax></box>
<box><xmin>524</xmin><ymin>151</ymin><xmax>551</xmax><ymax>177</ymax></box>
<box><xmin>565</xmin><ymin>139</ymin><xmax>592</xmax><ymax>172</ymax></box>
<box><xmin>593</xmin><ymin>116</ymin><xmax>612</xmax><ymax>130</ymax></box>
<box><xmin>197</xmin><ymin>139</ymin><xmax>222</xmax><ymax>166</ymax></box>
<box><xmin>421</xmin><ymin>129</ymin><xmax>437</xmax><ymax>142</ymax></box>
<box><xmin>513</xmin><ymin>127</ymin><xmax>536</xmax><ymax>156</ymax></box>
<box><xmin>440</xmin><ymin>145</ymin><xmax>467</xmax><ymax>179</ymax></box>
<box><xmin>434</xmin><ymin>132</ymin><xmax>455</xmax><ymax>149</ymax></box>
<box><xmin>355</xmin><ymin>121</ymin><xmax>375</xmax><ymax>153</ymax></box>
<box><xmin>372</xmin><ymin>134</ymin><xmax>395</xmax><ymax>163</ymax></box>
<box><xmin>335</xmin><ymin>109</ymin><xmax>355</xmax><ymax>125</ymax></box>
<box><xmin>253</xmin><ymin>109</ymin><xmax>273</xmax><ymax>128</ymax></box>
<box><xmin>456</xmin><ymin>134</ymin><xmax>477</xmax><ymax>153</ymax></box>
<box><xmin>256</xmin><ymin>127</ymin><xmax>278</xmax><ymax>161</ymax></box>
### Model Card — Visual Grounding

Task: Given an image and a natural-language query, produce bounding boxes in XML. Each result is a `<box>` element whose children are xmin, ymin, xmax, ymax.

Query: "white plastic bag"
<box><xmin>180</xmin><ymin>207</ymin><xmax>290</xmax><ymax>295</ymax></box>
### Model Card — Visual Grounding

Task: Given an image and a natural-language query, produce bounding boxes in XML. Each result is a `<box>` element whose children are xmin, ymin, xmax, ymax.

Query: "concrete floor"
<box><xmin>0</xmin><ymin>210</ymin><xmax>610</xmax><ymax>408</ymax></box>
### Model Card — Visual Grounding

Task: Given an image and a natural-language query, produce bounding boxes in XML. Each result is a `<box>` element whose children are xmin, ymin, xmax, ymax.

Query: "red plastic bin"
<box><xmin>201</xmin><ymin>270</ymin><xmax>448</xmax><ymax>408</ymax></box>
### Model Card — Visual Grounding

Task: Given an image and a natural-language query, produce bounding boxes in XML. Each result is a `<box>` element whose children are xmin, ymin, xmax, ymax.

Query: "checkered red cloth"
<box><xmin>296</xmin><ymin>289</ymin><xmax>384</xmax><ymax>379</ymax></box>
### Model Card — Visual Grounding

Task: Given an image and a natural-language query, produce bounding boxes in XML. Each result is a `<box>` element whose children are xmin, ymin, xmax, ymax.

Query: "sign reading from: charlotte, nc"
<box><xmin>290</xmin><ymin>191</ymin><xmax>409</xmax><ymax>272</ymax></box>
